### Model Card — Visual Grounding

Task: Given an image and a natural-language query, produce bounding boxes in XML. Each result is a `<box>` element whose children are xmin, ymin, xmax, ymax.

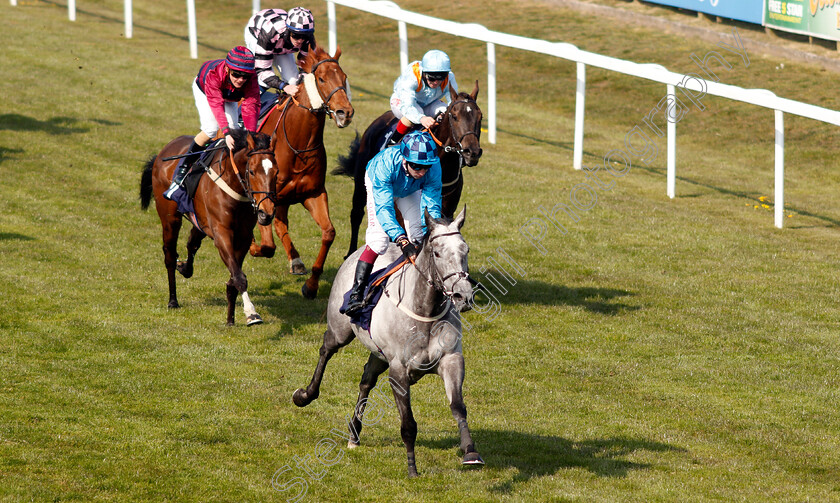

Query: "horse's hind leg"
<box><xmin>176</xmin><ymin>226</ymin><xmax>204</xmax><ymax>278</ymax></box>
<box><xmin>273</xmin><ymin>203</ymin><xmax>306</xmax><ymax>275</ymax></box>
<box><xmin>292</xmin><ymin>325</ymin><xmax>355</xmax><ymax>407</ymax></box>
<box><xmin>160</xmin><ymin>215</ymin><xmax>183</xmax><ymax>309</ymax></box>
<box><xmin>388</xmin><ymin>365</ymin><xmax>418</xmax><ymax>477</ymax></box>
<box><xmin>438</xmin><ymin>353</ymin><xmax>483</xmax><ymax>466</ymax></box>
<box><xmin>347</xmin><ymin>353</ymin><xmax>389</xmax><ymax>448</ymax></box>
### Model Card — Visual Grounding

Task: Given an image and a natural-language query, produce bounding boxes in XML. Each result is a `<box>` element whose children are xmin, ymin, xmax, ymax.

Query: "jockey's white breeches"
<box><xmin>390</xmin><ymin>98</ymin><xmax>448</xmax><ymax>125</ymax></box>
<box><xmin>193</xmin><ymin>80</ymin><xmax>240</xmax><ymax>138</ymax></box>
<box><xmin>244</xmin><ymin>29</ymin><xmax>301</xmax><ymax>87</ymax></box>
<box><xmin>364</xmin><ymin>171</ymin><xmax>424</xmax><ymax>255</ymax></box>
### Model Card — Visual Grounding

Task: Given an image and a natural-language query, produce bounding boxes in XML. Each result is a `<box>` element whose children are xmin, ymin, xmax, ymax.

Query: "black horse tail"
<box><xmin>332</xmin><ymin>132</ymin><xmax>360</xmax><ymax>178</ymax></box>
<box><xmin>140</xmin><ymin>155</ymin><xmax>156</xmax><ymax>210</ymax></box>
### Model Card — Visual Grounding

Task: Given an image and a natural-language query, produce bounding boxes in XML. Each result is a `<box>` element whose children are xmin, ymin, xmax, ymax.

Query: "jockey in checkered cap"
<box><xmin>163</xmin><ymin>46</ymin><xmax>260</xmax><ymax>202</ymax></box>
<box><xmin>341</xmin><ymin>131</ymin><xmax>443</xmax><ymax>317</ymax></box>
<box><xmin>244</xmin><ymin>7</ymin><xmax>316</xmax><ymax>100</ymax></box>
<box><xmin>387</xmin><ymin>49</ymin><xmax>459</xmax><ymax>146</ymax></box>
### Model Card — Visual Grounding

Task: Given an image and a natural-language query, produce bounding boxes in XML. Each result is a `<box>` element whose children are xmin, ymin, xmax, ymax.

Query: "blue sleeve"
<box><xmin>369</xmin><ymin>153</ymin><xmax>406</xmax><ymax>241</ymax></box>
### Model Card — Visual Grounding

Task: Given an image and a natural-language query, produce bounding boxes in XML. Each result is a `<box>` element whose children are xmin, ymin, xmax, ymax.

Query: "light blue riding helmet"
<box><xmin>420</xmin><ymin>50</ymin><xmax>451</xmax><ymax>73</ymax></box>
<box><xmin>401</xmin><ymin>131</ymin><xmax>439</xmax><ymax>165</ymax></box>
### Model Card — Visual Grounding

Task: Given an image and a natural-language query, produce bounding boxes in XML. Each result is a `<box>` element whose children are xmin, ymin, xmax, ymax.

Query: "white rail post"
<box><xmin>487</xmin><ymin>42</ymin><xmax>496</xmax><ymax>144</ymax></box>
<box><xmin>667</xmin><ymin>83</ymin><xmax>676</xmax><ymax>198</ymax></box>
<box><xmin>68</xmin><ymin>0</ymin><xmax>76</xmax><ymax>20</ymax></box>
<box><xmin>573</xmin><ymin>62</ymin><xmax>585</xmax><ymax>170</ymax></box>
<box><xmin>775</xmin><ymin>110</ymin><xmax>785</xmax><ymax>228</ymax></box>
<box><xmin>398</xmin><ymin>21</ymin><xmax>408</xmax><ymax>70</ymax></box>
<box><xmin>10</xmin><ymin>0</ymin><xmax>17</xmax><ymax>6</ymax></box>
<box><xmin>187</xmin><ymin>0</ymin><xmax>197</xmax><ymax>59</ymax></box>
<box><xmin>328</xmin><ymin>1</ymin><xmax>337</xmax><ymax>57</ymax></box>
<box><xmin>253</xmin><ymin>0</ymin><xmax>260</xmax><ymax>15</ymax></box>
<box><xmin>124</xmin><ymin>0</ymin><xmax>133</xmax><ymax>39</ymax></box>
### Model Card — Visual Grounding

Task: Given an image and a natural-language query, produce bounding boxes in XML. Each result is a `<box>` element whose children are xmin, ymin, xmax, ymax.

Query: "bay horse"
<box><xmin>335</xmin><ymin>81</ymin><xmax>482</xmax><ymax>259</ymax></box>
<box><xmin>139</xmin><ymin>128</ymin><xmax>277</xmax><ymax>326</ymax></box>
<box><xmin>249</xmin><ymin>45</ymin><xmax>354</xmax><ymax>300</ymax></box>
<box><xmin>292</xmin><ymin>207</ymin><xmax>484</xmax><ymax>477</ymax></box>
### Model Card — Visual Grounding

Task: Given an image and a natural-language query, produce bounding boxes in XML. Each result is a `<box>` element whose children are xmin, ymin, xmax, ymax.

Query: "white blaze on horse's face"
<box><xmin>428</xmin><ymin>218</ymin><xmax>472</xmax><ymax>312</ymax></box>
<box><xmin>261</xmin><ymin>158</ymin><xmax>274</xmax><ymax>176</ymax></box>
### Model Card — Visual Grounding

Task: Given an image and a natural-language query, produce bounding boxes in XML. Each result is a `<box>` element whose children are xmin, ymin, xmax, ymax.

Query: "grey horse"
<box><xmin>293</xmin><ymin>207</ymin><xmax>484</xmax><ymax>477</ymax></box>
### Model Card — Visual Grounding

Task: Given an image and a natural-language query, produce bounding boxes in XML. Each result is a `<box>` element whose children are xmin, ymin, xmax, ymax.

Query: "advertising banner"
<box><xmin>766</xmin><ymin>0</ymin><xmax>840</xmax><ymax>41</ymax></box>
<box><xmin>642</xmin><ymin>0</ymin><xmax>765</xmax><ymax>25</ymax></box>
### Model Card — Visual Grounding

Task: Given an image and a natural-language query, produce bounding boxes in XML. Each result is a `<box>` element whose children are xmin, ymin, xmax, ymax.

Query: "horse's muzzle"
<box><xmin>450</xmin><ymin>291</ymin><xmax>473</xmax><ymax>313</ymax></box>
<box><xmin>333</xmin><ymin>109</ymin><xmax>353</xmax><ymax>128</ymax></box>
<box><xmin>463</xmin><ymin>148</ymin><xmax>482</xmax><ymax>167</ymax></box>
<box><xmin>257</xmin><ymin>209</ymin><xmax>274</xmax><ymax>226</ymax></box>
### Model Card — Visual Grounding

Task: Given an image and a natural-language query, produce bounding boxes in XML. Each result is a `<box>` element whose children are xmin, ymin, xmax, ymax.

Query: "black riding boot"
<box><xmin>163</xmin><ymin>140</ymin><xmax>206</xmax><ymax>200</ymax></box>
<box><xmin>341</xmin><ymin>260</ymin><xmax>374</xmax><ymax>316</ymax></box>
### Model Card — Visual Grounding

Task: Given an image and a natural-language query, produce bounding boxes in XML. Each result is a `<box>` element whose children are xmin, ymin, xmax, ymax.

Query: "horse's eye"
<box><xmin>319</xmin><ymin>77</ymin><xmax>325</xmax><ymax>84</ymax></box>
<box><xmin>434</xmin><ymin>251</ymin><xmax>441</xmax><ymax>258</ymax></box>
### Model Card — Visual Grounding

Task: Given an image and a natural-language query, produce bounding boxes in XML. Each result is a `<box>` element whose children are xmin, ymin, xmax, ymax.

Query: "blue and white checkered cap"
<box><xmin>400</xmin><ymin>131</ymin><xmax>438</xmax><ymax>165</ymax></box>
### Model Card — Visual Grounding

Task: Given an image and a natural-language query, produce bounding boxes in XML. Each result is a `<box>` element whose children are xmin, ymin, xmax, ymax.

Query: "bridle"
<box><xmin>419</xmin><ymin>231</ymin><xmax>470</xmax><ymax>298</ymax></box>
<box><xmin>223</xmin><ymin>148</ymin><xmax>277</xmax><ymax>213</ymax></box>
<box><xmin>427</xmin><ymin>97</ymin><xmax>482</xmax><ymax>189</ymax></box>
<box><xmin>428</xmin><ymin>97</ymin><xmax>481</xmax><ymax>159</ymax></box>
<box><xmin>272</xmin><ymin>58</ymin><xmax>349</xmax><ymax>157</ymax></box>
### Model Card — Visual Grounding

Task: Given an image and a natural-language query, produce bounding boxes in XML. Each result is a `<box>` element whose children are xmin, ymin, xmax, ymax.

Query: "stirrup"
<box><xmin>163</xmin><ymin>182</ymin><xmax>182</xmax><ymax>200</ymax></box>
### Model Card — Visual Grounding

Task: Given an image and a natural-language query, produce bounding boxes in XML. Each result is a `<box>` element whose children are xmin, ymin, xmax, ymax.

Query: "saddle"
<box><xmin>340</xmin><ymin>256</ymin><xmax>408</xmax><ymax>331</ymax></box>
<box><xmin>376</xmin><ymin>117</ymin><xmax>402</xmax><ymax>153</ymax></box>
<box><xmin>171</xmin><ymin>139</ymin><xmax>225</xmax><ymax>217</ymax></box>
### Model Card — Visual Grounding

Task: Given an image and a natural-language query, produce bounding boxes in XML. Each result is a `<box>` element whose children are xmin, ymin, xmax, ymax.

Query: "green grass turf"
<box><xmin>1</xmin><ymin>0</ymin><xmax>839</xmax><ymax>501</ymax></box>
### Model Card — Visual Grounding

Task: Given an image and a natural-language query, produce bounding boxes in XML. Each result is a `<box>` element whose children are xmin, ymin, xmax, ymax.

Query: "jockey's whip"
<box><xmin>161</xmin><ymin>144</ymin><xmax>226</xmax><ymax>161</ymax></box>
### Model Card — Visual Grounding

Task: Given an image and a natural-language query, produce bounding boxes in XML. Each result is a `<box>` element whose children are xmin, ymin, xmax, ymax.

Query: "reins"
<box><xmin>212</xmin><ymin>146</ymin><xmax>277</xmax><ymax>212</ymax></box>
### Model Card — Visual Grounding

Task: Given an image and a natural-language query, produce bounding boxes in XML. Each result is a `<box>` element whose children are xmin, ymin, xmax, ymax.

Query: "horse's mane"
<box><xmin>227</xmin><ymin>128</ymin><xmax>271</xmax><ymax>152</ymax></box>
<box><xmin>301</xmin><ymin>45</ymin><xmax>332</xmax><ymax>70</ymax></box>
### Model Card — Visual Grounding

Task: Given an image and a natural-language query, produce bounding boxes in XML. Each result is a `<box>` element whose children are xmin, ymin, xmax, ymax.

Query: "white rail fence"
<box><xmin>325</xmin><ymin>0</ymin><xmax>840</xmax><ymax>229</ymax></box>
<box><xmin>10</xmin><ymin>0</ymin><xmax>840</xmax><ymax>228</ymax></box>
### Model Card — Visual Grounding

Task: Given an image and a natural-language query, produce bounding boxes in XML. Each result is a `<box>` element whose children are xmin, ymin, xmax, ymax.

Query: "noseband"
<box><xmin>422</xmin><ymin>231</ymin><xmax>470</xmax><ymax>297</ymax></box>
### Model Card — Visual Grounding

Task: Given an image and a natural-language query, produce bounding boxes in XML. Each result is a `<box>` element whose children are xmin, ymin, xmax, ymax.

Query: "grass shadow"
<box><xmin>477</xmin><ymin>279</ymin><xmax>638</xmax><ymax>315</ymax></box>
<box><xmin>638</xmin><ymin>164</ymin><xmax>840</xmax><ymax>228</ymax></box>
<box><xmin>0</xmin><ymin>114</ymin><xmax>90</xmax><ymax>135</ymax></box>
<box><xmin>420</xmin><ymin>429</ymin><xmax>684</xmax><ymax>492</ymax></box>
<box><xmin>0</xmin><ymin>232</ymin><xmax>36</xmax><ymax>241</ymax></box>
<box><xmin>0</xmin><ymin>147</ymin><xmax>24</xmax><ymax>165</ymax></box>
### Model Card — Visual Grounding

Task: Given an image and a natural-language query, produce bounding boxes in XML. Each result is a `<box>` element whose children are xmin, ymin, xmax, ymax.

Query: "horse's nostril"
<box><xmin>452</xmin><ymin>293</ymin><xmax>463</xmax><ymax>302</ymax></box>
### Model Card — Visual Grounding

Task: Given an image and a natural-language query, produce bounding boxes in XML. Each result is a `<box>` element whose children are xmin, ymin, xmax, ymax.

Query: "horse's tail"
<box><xmin>332</xmin><ymin>132</ymin><xmax>360</xmax><ymax>178</ymax></box>
<box><xmin>140</xmin><ymin>155</ymin><xmax>156</xmax><ymax>210</ymax></box>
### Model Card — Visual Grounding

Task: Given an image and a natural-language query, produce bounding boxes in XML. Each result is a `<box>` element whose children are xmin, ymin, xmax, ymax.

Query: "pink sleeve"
<box><xmin>204</xmin><ymin>70</ymin><xmax>231</xmax><ymax>133</ymax></box>
<box><xmin>241</xmin><ymin>79</ymin><xmax>261</xmax><ymax>132</ymax></box>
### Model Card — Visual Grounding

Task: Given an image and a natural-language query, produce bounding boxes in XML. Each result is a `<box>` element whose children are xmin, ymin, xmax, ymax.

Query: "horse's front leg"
<box><xmin>388</xmin><ymin>365</ymin><xmax>418</xmax><ymax>477</ymax></box>
<box><xmin>176</xmin><ymin>226</ymin><xmax>205</xmax><ymax>278</ymax></box>
<box><xmin>273</xmin><ymin>203</ymin><xmax>306</xmax><ymax>275</ymax></box>
<box><xmin>300</xmin><ymin>191</ymin><xmax>335</xmax><ymax>299</ymax></box>
<box><xmin>249</xmin><ymin>219</ymin><xmax>277</xmax><ymax>258</ymax></box>
<box><xmin>347</xmin><ymin>353</ymin><xmax>390</xmax><ymax>448</ymax></box>
<box><xmin>346</xmin><ymin>167</ymin><xmax>367</xmax><ymax>259</ymax></box>
<box><xmin>292</xmin><ymin>325</ymin><xmax>355</xmax><ymax>407</ymax></box>
<box><xmin>438</xmin><ymin>352</ymin><xmax>483</xmax><ymax>466</ymax></box>
<box><xmin>218</xmin><ymin>235</ymin><xmax>262</xmax><ymax>326</ymax></box>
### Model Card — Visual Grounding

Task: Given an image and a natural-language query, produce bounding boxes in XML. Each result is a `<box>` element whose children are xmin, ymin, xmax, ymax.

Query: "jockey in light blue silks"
<box><xmin>387</xmin><ymin>49</ymin><xmax>459</xmax><ymax>147</ymax></box>
<box><xmin>341</xmin><ymin>131</ymin><xmax>443</xmax><ymax>317</ymax></box>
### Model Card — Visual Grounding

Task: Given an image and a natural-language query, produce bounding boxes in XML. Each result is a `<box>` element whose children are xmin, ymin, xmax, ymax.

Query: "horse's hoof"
<box><xmin>347</xmin><ymin>441</ymin><xmax>359</xmax><ymax>449</ymax></box>
<box><xmin>246</xmin><ymin>314</ymin><xmax>263</xmax><ymax>326</ymax></box>
<box><xmin>290</xmin><ymin>257</ymin><xmax>307</xmax><ymax>275</ymax></box>
<box><xmin>176</xmin><ymin>261</ymin><xmax>193</xmax><ymax>278</ymax></box>
<box><xmin>292</xmin><ymin>388</ymin><xmax>310</xmax><ymax>407</ymax></box>
<box><xmin>462</xmin><ymin>452</ymin><xmax>485</xmax><ymax>466</ymax></box>
<box><xmin>168</xmin><ymin>300</ymin><xmax>180</xmax><ymax>309</ymax></box>
<box><xmin>408</xmin><ymin>467</ymin><xmax>419</xmax><ymax>478</ymax></box>
<box><xmin>301</xmin><ymin>283</ymin><xmax>317</xmax><ymax>300</ymax></box>
<box><xmin>260</xmin><ymin>246</ymin><xmax>276</xmax><ymax>258</ymax></box>
<box><xmin>226</xmin><ymin>320</ymin><xmax>235</xmax><ymax>327</ymax></box>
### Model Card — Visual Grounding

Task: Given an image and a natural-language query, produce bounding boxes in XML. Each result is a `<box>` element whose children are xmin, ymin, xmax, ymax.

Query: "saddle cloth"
<box><xmin>340</xmin><ymin>256</ymin><xmax>406</xmax><ymax>331</ymax></box>
<box><xmin>170</xmin><ymin>139</ymin><xmax>225</xmax><ymax>218</ymax></box>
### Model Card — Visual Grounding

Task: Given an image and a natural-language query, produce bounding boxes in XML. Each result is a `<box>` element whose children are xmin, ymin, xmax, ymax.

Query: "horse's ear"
<box><xmin>424</xmin><ymin>208</ymin><xmax>435</xmax><ymax>230</ymax></box>
<box><xmin>270</xmin><ymin>132</ymin><xmax>277</xmax><ymax>151</ymax></box>
<box><xmin>333</xmin><ymin>45</ymin><xmax>342</xmax><ymax>60</ymax></box>
<box><xmin>449</xmin><ymin>82</ymin><xmax>458</xmax><ymax>103</ymax></box>
<box><xmin>453</xmin><ymin>205</ymin><xmax>466</xmax><ymax>230</ymax></box>
<box><xmin>471</xmin><ymin>80</ymin><xmax>479</xmax><ymax>101</ymax></box>
<box><xmin>245</xmin><ymin>131</ymin><xmax>256</xmax><ymax>151</ymax></box>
